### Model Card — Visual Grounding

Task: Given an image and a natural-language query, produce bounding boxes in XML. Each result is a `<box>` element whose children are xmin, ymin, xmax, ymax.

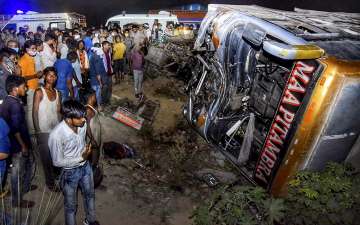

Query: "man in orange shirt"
<box><xmin>18</xmin><ymin>40</ymin><xmax>41</xmax><ymax>135</ymax></box>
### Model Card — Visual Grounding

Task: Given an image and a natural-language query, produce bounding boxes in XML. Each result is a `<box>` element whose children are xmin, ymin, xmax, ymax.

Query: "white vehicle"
<box><xmin>0</xmin><ymin>12</ymin><xmax>86</xmax><ymax>32</ymax></box>
<box><xmin>106</xmin><ymin>11</ymin><xmax>178</xmax><ymax>29</ymax></box>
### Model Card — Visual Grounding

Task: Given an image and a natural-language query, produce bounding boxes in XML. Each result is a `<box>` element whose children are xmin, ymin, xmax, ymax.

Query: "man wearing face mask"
<box><xmin>18</xmin><ymin>40</ymin><xmax>42</xmax><ymax>135</ymax></box>
<box><xmin>73</xmin><ymin>32</ymin><xmax>81</xmax><ymax>41</ymax></box>
<box><xmin>6</xmin><ymin>40</ymin><xmax>19</xmax><ymax>53</ymax></box>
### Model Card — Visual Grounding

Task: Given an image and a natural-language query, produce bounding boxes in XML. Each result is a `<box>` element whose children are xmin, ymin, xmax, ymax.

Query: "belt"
<box><xmin>63</xmin><ymin>161</ymin><xmax>88</xmax><ymax>170</ymax></box>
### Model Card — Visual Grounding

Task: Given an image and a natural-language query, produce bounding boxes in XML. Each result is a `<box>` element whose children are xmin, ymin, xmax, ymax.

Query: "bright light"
<box><xmin>16</xmin><ymin>10</ymin><xmax>24</xmax><ymax>14</ymax></box>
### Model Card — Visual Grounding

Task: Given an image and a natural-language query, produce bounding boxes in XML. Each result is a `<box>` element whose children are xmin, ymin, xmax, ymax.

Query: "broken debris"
<box><xmin>112</xmin><ymin>106</ymin><xmax>145</xmax><ymax>130</ymax></box>
<box><xmin>195</xmin><ymin>169</ymin><xmax>238</xmax><ymax>185</ymax></box>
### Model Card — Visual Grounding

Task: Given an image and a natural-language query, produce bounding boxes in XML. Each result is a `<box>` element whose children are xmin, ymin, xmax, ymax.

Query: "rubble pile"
<box><xmin>145</xmin><ymin>37</ymin><xmax>195</xmax><ymax>80</ymax></box>
<box><xmin>104</xmin><ymin>75</ymin><xmax>245</xmax><ymax>196</ymax></box>
<box><xmin>134</xmin><ymin>115</ymin><xmax>243</xmax><ymax>193</ymax></box>
<box><xmin>153</xmin><ymin>80</ymin><xmax>186</xmax><ymax>101</ymax></box>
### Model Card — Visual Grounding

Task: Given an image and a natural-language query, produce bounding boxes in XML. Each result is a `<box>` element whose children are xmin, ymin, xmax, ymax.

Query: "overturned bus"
<box><xmin>183</xmin><ymin>4</ymin><xmax>360</xmax><ymax>195</ymax></box>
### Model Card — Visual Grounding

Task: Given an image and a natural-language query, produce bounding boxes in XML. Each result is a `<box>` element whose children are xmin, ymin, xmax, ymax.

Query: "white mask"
<box><xmin>11</xmin><ymin>47</ymin><xmax>19</xmax><ymax>53</ymax></box>
<box><xmin>27</xmin><ymin>50</ymin><xmax>37</xmax><ymax>56</ymax></box>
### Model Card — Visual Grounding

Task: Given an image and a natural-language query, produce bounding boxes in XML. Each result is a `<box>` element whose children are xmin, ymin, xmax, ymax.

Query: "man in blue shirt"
<box><xmin>54</xmin><ymin>52</ymin><xmax>77</xmax><ymax>102</ymax></box>
<box><xmin>0</xmin><ymin>117</ymin><xmax>10</xmax><ymax>186</ymax></box>
<box><xmin>0</xmin><ymin>117</ymin><xmax>11</xmax><ymax>225</ymax></box>
<box><xmin>83</xmin><ymin>31</ymin><xmax>93</xmax><ymax>53</ymax></box>
<box><xmin>89</xmin><ymin>44</ymin><xmax>105</xmax><ymax>110</ymax></box>
<box><xmin>0</xmin><ymin>75</ymin><xmax>35</xmax><ymax>208</ymax></box>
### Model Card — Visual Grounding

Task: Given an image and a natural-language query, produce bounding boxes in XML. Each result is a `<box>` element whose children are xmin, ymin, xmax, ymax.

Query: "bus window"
<box><xmin>3</xmin><ymin>23</ymin><xmax>16</xmax><ymax>31</ymax></box>
<box><xmin>49</xmin><ymin>22</ymin><xmax>66</xmax><ymax>30</ymax></box>
<box><xmin>110</xmin><ymin>21</ymin><xmax>120</xmax><ymax>27</ymax></box>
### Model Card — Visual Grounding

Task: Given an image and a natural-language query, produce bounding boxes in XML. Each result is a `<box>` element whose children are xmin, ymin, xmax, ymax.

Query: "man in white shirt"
<box><xmin>48</xmin><ymin>100</ymin><xmax>100</xmax><ymax>225</ymax></box>
<box><xmin>41</xmin><ymin>33</ymin><xmax>57</xmax><ymax>68</ymax></box>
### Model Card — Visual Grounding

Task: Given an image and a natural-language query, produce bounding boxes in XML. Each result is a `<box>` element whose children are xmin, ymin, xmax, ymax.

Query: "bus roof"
<box><xmin>10</xmin><ymin>13</ymin><xmax>70</xmax><ymax>21</ymax></box>
<box><xmin>8</xmin><ymin>12</ymin><xmax>86</xmax><ymax>22</ymax></box>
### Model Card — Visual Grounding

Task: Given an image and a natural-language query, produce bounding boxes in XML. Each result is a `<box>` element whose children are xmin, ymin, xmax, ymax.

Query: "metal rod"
<box><xmin>41</xmin><ymin>191</ymin><xmax>62</xmax><ymax>225</ymax></box>
<box><xmin>196</xmin><ymin>55</ymin><xmax>210</xmax><ymax>70</ymax></box>
<box><xmin>16</xmin><ymin>165</ymin><xmax>20</xmax><ymax>225</ymax></box>
<box><xmin>24</xmin><ymin>201</ymin><xmax>30</xmax><ymax>225</ymax></box>
<box><xmin>33</xmin><ymin>185</ymin><xmax>46</xmax><ymax>225</ymax></box>
<box><xmin>195</xmin><ymin>70</ymin><xmax>208</xmax><ymax>95</ymax></box>
<box><xmin>39</xmin><ymin>190</ymin><xmax>54</xmax><ymax>225</ymax></box>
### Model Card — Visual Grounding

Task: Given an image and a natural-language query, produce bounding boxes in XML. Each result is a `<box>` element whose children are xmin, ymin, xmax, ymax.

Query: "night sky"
<box><xmin>0</xmin><ymin>0</ymin><xmax>359</xmax><ymax>26</ymax></box>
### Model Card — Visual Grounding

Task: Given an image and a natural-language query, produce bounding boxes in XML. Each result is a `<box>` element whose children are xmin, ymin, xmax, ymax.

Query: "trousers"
<box><xmin>133</xmin><ymin>70</ymin><xmax>143</xmax><ymax>95</ymax></box>
<box><xmin>61</xmin><ymin>162</ymin><xmax>96</xmax><ymax>225</ymax></box>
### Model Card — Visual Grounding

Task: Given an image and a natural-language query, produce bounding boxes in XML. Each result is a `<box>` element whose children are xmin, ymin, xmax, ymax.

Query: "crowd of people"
<box><xmin>0</xmin><ymin>21</ymin><xmax>175</xmax><ymax>225</ymax></box>
<box><xmin>0</xmin><ymin>23</ymin><xmax>152</xmax><ymax>105</ymax></box>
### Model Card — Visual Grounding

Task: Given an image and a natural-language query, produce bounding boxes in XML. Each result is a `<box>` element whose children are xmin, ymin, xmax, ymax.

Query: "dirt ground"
<box><xmin>3</xmin><ymin>75</ymin><xmax>238</xmax><ymax>225</ymax></box>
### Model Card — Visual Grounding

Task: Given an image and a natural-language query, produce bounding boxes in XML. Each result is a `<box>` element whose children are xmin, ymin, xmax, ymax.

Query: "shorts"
<box><xmin>113</xmin><ymin>59</ymin><xmax>125</xmax><ymax>73</ymax></box>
